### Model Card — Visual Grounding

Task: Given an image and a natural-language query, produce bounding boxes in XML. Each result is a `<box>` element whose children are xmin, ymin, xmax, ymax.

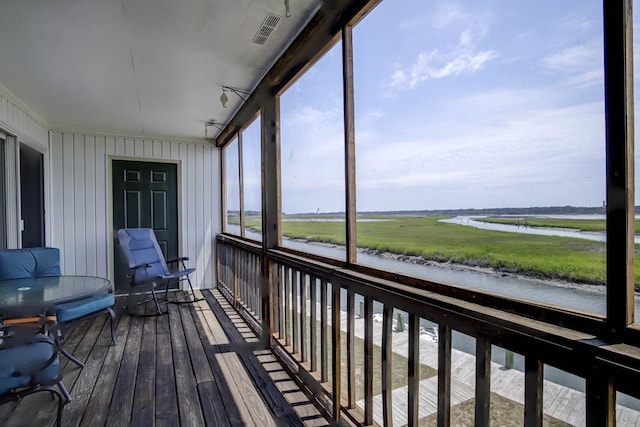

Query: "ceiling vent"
<box><xmin>252</xmin><ymin>13</ymin><xmax>281</xmax><ymax>46</ymax></box>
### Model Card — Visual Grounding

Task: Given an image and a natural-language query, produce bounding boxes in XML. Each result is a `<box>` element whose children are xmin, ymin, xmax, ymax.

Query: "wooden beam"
<box><xmin>342</xmin><ymin>25</ymin><xmax>357</xmax><ymax>264</ymax></box>
<box><xmin>237</xmin><ymin>134</ymin><xmax>245</xmax><ymax>238</ymax></box>
<box><xmin>604</xmin><ymin>0</ymin><xmax>634</xmax><ymax>328</ymax></box>
<box><xmin>261</xmin><ymin>98</ymin><xmax>281</xmax><ymax>250</ymax></box>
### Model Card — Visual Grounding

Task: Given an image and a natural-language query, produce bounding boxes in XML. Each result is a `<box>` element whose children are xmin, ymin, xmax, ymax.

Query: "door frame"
<box><xmin>106</xmin><ymin>155</ymin><xmax>183</xmax><ymax>288</ymax></box>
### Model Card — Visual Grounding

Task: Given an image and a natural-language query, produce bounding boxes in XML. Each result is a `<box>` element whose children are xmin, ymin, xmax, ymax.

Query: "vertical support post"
<box><xmin>347</xmin><ymin>288</ymin><xmax>356</xmax><ymax>408</ymax></box>
<box><xmin>292</xmin><ymin>269</ymin><xmax>299</xmax><ymax>355</ymax></box>
<box><xmin>331</xmin><ymin>283</ymin><xmax>342</xmax><ymax>421</ymax></box>
<box><xmin>437</xmin><ymin>324</ymin><xmax>451</xmax><ymax>427</ymax></box>
<box><xmin>261</xmin><ymin>96</ymin><xmax>281</xmax><ymax>346</ymax></box>
<box><xmin>285</xmin><ymin>266</ymin><xmax>292</xmax><ymax>346</ymax></box>
<box><xmin>238</xmin><ymin>133</ymin><xmax>245</xmax><ymax>238</ymax></box>
<box><xmin>475</xmin><ymin>336</ymin><xmax>491</xmax><ymax>427</ymax></box>
<box><xmin>524</xmin><ymin>356</ymin><xmax>543</xmax><ymax>427</ymax></box>
<box><xmin>604</xmin><ymin>0</ymin><xmax>634</xmax><ymax>328</ymax></box>
<box><xmin>586</xmin><ymin>375</ymin><xmax>615</xmax><ymax>427</ymax></box>
<box><xmin>407</xmin><ymin>313</ymin><xmax>419</xmax><ymax>427</ymax></box>
<box><xmin>364</xmin><ymin>296</ymin><xmax>374</xmax><ymax>425</ymax></box>
<box><xmin>381</xmin><ymin>304</ymin><xmax>393</xmax><ymax>427</ymax></box>
<box><xmin>220</xmin><ymin>146</ymin><xmax>228</xmax><ymax>232</ymax></box>
<box><xmin>232</xmin><ymin>246</ymin><xmax>239</xmax><ymax>308</ymax></box>
<box><xmin>300</xmin><ymin>272</ymin><xmax>307</xmax><ymax>362</ymax></box>
<box><xmin>311</xmin><ymin>276</ymin><xmax>318</xmax><ymax>372</ymax></box>
<box><xmin>321</xmin><ymin>279</ymin><xmax>328</xmax><ymax>383</ymax></box>
<box><xmin>342</xmin><ymin>25</ymin><xmax>357</xmax><ymax>264</ymax></box>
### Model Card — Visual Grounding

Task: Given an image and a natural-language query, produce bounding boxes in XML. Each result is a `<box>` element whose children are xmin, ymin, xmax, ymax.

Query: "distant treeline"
<box><xmin>280</xmin><ymin>206</ymin><xmax>615</xmax><ymax>217</ymax></box>
<box><xmin>359</xmin><ymin>206</ymin><xmax>610</xmax><ymax>217</ymax></box>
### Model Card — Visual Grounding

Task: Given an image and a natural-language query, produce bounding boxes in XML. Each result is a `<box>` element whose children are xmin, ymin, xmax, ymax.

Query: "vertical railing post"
<box><xmin>331</xmin><ymin>282</ymin><xmax>342</xmax><ymax>422</ymax></box>
<box><xmin>437</xmin><ymin>324</ymin><xmax>452</xmax><ymax>427</ymax></box>
<box><xmin>524</xmin><ymin>356</ymin><xmax>543</xmax><ymax>427</ymax></box>
<box><xmin>232</xmin><ymin>246</ymin><xmax>239</xmax><ymax>308</ymax></box>
<box><xmin>261</xmin><ymin>95</ymin><xmax>280</xmax><ymax>347</ymax></box>
<box><xmin>475</xmin><ymin>336</ymin><xmax>491</xmax><ymax>427</ymax></box>
<box><xmin>346</xmin><ymin>288</ymin><xmax>355</xmax><ymax>409</ymax></box>
<box><xmin>310</xmin><ymin>276</ymin><xmax>318</xmax><ymax>372</ymax></box>
<box><xmin>381</xmin><ymin>304</ymin><xmax>393</xmax><ymax>427</ymax></box>
<box><xmin>586</xmin><ymin>375</ymin><xmax>616</xmax><ymax>427</ymax></box>
<box><xmin>364</xmin><ymin>296</ymin><xmax>374</xmax><ymax>425</ymax></box>
<box><xmin>408</xmin><ymin>313</ymin><xmax>419</xmax><ymax>427</ymax></box>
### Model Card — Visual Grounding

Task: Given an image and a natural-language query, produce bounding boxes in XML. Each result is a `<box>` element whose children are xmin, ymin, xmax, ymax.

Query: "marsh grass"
<box><xmin>418</xmin><ymin>393</ymin><xmax>572</xmax><ymax>426</ymax></box>
<box><xmin>243</xmin><ymin>215</ymin><xmax>639</xmax><ymax>286</ymax></box>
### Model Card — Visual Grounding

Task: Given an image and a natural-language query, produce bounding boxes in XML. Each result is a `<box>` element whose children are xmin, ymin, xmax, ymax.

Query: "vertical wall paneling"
<box><xmin>73</xmin><ymin>134</ymin><xmax>87</xmax><ymax>275</ymax></box>
<box><xmin>0</xmin><ymin>87</ymin><xmax>48</xmax><ymax>151</ymax></box>
<box><xmin>4</xmin><ymin>136</ymin><xmax>19</xmax><ymax>248</ymax></box>
<box><xmin>62</xmin><ymin>133</ymin><xmax>76</xmax><ymax>273</ymax></box>
<box><xmin>48</xmin><ymin>131</ymin><xmax>219</xmax><ymax>289</ymax></box>
<box><xmin>195</xmin><ymin>145</ymin><xmax>204</xmax><ymax>278</ymax></box>
<box><xmin>84</xmin><ymin>135</ymin><xmax>97</xmax><ymax>275</ymax></box>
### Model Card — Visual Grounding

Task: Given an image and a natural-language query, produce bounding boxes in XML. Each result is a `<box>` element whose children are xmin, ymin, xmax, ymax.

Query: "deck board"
<box><xmin>0</xmin><ymin>290</ymin><xmax>325</xmax><ymax>427</ymax></box>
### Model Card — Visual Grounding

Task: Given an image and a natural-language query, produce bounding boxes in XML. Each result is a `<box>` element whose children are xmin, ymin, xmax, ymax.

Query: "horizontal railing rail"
<box><xmin>217</xmin><ymin>233</ymin><xmax>640</xmax><ymax>426</ymax></box>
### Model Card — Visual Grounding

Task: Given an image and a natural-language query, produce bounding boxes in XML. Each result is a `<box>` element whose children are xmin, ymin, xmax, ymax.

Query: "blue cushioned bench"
<box><xmin>0</xmin><ymin>247</ymin><xmax>116</xmax><ymax>368</ymax></box>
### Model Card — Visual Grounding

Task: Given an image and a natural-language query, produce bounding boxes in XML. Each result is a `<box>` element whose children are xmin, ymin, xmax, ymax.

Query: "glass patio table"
<box><xmin>0</xmin><ymin>276</ymin><xmax>111</xmax><ymax>318</ymax></box>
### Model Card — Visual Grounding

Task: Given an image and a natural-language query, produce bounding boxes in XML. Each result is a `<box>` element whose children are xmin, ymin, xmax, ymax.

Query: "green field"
<box><xmin>238</xmin><ymin>215</ymin><xmax>640</xmax><ymax>287</ymax></box>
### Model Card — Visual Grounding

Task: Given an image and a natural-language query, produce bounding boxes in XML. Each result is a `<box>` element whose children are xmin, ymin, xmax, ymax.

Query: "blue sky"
<box><xmin>275</xmin><ymin>0</ymin><xmax>611</xmax><ymax>214</ymax></box>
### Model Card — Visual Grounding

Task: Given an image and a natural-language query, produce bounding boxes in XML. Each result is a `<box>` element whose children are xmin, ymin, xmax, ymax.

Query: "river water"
<box><xmin>440</xmin><ymin>215</ymin><xmax>640</xmax><ymax>245</ymax></box>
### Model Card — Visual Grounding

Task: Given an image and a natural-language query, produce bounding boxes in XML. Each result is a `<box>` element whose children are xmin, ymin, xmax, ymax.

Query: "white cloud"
<box><xmin>391</xmin><ymin>49</ymin><xmax>497</xmax><ymax>89</ymax></box>
<box><xmin>542</xmin><ymin>39</ymin><xmax>603</xmax><ymax>88</ymax></box>
<box><xmin>356</xmin><ymin>93</ymin><xmax>605</xmax><ymax>206</ymax></box>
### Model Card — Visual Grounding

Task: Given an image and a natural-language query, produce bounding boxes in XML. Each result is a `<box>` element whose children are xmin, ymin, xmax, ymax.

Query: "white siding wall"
<box><xmin>49</xmin><ymin>131</ymin><xmax>220</xmax><ymax>290</ymax></box>
<box><xmin>0</xmin><ymin>84</ymin><xmax>48</xmax><ymax>150</ymax></box>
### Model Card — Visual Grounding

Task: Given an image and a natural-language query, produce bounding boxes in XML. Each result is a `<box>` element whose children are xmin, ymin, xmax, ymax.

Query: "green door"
<box><xmin>112</xmin><ymin>160</ymin><xmax>178</xmax><ymax>294</ymax></box>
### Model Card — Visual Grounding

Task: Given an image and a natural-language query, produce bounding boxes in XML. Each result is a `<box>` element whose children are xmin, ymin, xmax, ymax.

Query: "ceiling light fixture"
<box><xmin>220</xmin><ymin>86</ymin><xmax>251</xmax><ymax>108</ymax></box>
<box><xmin>284</xmin><ymin>0</ymin><xmax>291</xmax><ymax>17</ymax></box>
<box><xmin>204</xmin><ymin>120</ymin><xmax>227</xmax><ymax>139</ymax></box>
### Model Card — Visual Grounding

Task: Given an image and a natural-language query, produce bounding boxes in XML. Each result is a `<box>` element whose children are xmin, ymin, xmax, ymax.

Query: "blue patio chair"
<box><xmin>0</xmin><ymin>327</ymin><xmax>69</xmax><ymax>427</ymax></box>
<box><xmin>0</xmin><ymin>248</ymin><xmax>116</xmax><ymax>368</ymax></box>
<box><xmin>117</xmin><ymin>228</ymin><xmax>201</xmax><ymax>316</ymax></box>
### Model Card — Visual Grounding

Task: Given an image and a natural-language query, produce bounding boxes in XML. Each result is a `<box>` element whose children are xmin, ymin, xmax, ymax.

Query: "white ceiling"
<box><xmin>0</xmin><ymin>0</ymin><xmax>320</xmax><ymax>141</ymax></box>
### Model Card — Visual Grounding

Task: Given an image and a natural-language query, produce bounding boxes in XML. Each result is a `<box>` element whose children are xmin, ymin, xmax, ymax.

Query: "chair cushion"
<box><xmin>56</xmin><ymin>292</ymin><xmax>115</xmax><ymax>323</ymax></box>
<box><xmin>0</xmin><ymin>335</ymin><xmax>60</xmax><ymax>395</ymax></box>
<box><xmin>28</xmin><ymin>248</ymin><xmax>62</xmax><ymax>277</ymax></box>
<box><xmin>0</xmin><ymin>248</ymin><xmax>61</xmax><ymax>280</ymax></box>
<box><xmin>117</xmin><ymin>228</ymin><xmax>169</xmax><ymax>285</ymax></box>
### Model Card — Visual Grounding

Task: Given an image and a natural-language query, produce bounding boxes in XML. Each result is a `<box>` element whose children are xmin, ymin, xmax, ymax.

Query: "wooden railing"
<box><xmin>216</xmin><ymin>234</ymin><xmax>640</xmax><ymax>426</ymax></box>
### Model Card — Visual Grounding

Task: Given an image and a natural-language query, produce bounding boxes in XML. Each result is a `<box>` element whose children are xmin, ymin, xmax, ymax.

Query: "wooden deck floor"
<box><xmin>0</xmin><ymin>290</ymin><xmax>328</xmax><ymax>427</ymax></box>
